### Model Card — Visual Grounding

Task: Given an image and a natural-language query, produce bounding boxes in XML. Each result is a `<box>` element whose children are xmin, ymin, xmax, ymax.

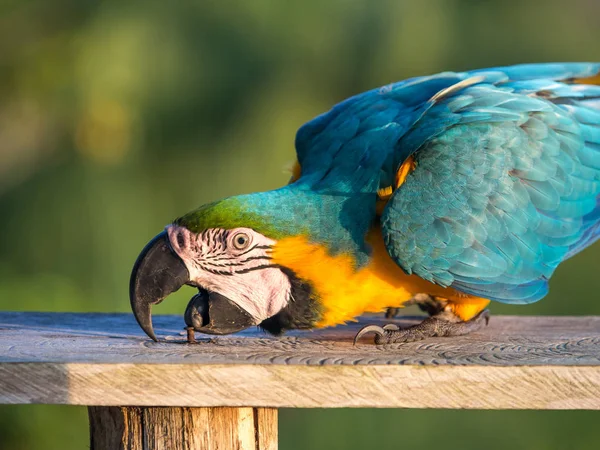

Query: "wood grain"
<box><xmin>89</xmin><ymin>406</ymin><xmax>142</xmax><ymax>449</ymax></box>
<box><xmin>88</xmin><ymin>406</ymin><xmax>276</xmax><ymax>450</ymax></box>
<box><xmin>255</xmin><ymin>408</ymin><xmax>277</xmax><ymax>450</ymax></box>
<box><xmin>0</xmin><ymin>312</ymin><xmax>599</xmax><ymax>409</ymax></box>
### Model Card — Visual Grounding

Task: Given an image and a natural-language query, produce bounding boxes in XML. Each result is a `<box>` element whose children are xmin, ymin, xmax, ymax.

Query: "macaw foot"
<box><xmin>354</xmin><ymin>309</ymin><xmax>490</xmax><ymax>345</ymax></box>
<box><xmin>385</xmin><ymin>294</ymin><xmax>447</xmax><ymax>319</ymax></box>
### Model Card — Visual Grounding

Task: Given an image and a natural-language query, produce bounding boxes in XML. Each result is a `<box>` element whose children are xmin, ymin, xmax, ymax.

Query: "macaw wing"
<box><xmin>294</xmin><ymin>63</ymin><xmax>600</xmax><ymax>189</ymax></box>
<box><xmin>381</xmin><ymin>63</ymin><xmax>600</xmax><ymax>304</ymax></box>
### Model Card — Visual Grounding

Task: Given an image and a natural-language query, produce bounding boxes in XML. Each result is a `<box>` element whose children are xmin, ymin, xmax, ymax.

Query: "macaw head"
<box><xmin>129</xmin><ymin>196</ymin><xmax>320</xmax><ymax>341</ymax></box>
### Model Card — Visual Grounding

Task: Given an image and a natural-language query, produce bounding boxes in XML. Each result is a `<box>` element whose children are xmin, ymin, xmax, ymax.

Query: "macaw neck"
<box><xmin>237</xmin><ymin>184</ymin><xmax>377</xmax><ymax>265</ymax></box>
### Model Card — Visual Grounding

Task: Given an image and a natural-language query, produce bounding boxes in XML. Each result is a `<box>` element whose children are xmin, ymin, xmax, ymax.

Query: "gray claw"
<box><xmin>483</xmin><ymin>310</ymin><xmax>490</xmax><ymax>326</ymax></box>
<box><xmin>383</xmin><ymin>324</ymin><xmax>399</xmax><ymax>331</ymax></box>
<box><xmin>353</xmin><ymin>325</ymin><xmax>385</xmax><ymax>346</ymax></box>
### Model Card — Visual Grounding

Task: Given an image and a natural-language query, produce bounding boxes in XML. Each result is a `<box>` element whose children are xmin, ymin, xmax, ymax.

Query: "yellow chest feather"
<box><xmin>271</xmin><ymin>229</ymin><xmax>468</xmax><ymax>328</ymax></box>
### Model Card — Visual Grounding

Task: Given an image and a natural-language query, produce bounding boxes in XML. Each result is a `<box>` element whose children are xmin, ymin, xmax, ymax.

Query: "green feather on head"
<box><xmin>174</xmin><ymin>195</ymin><xmax>302</xmax><ymax>240</ymax></box>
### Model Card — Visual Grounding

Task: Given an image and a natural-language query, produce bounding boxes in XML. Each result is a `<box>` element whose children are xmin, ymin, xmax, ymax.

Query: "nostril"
<box><xmin>176</xmin><ymin>231</ymin><xmax>186</xmax><ymax>249</ymax></box>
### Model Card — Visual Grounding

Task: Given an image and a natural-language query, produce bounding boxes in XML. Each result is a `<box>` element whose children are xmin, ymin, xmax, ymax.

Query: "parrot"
<box><xmin>129</xmin><ymin>62</ymin><xmax>600</xmax><ymax>346</ymax></box>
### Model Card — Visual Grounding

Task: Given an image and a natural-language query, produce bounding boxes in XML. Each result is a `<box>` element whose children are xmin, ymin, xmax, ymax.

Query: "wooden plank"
<box><xmin>88</xmin><ymin>406</ymin><xmax>277</xmax><ymax>450</ymax></box>
<box><xmin>0</xmin><ymin>312</ymin><xmax>599</xmax><ymax>409</ymax></box>
<box><xmin>1</xmin><ymin>312</ymin><xmax>599</xmax><ymax>366</ymax></box>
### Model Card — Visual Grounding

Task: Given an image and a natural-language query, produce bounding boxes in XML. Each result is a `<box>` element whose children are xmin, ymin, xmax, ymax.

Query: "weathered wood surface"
<box><xmin>88</xmin><ymin>406</ymin><xmax>277</xmax><ymax>450</ymax></box>
<box><xmin>0</xmin><ymin>312</ymin><xmax>599</xmax><ymax>409</ymax></box>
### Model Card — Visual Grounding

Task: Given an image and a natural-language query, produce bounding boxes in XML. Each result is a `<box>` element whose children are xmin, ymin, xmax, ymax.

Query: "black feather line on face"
<box><xmin>259</xmin><ymin>267</ymin><xmax>322</xmax><ymax>335</ymax></box>
<box><xmin>232</xmin><ymin>264</ymin><xmax>280</xmax><ymax>275</ymax></box>
<box><xmin>199</xmin><ymin>263</ymin><xmax>281</xmax><ymax>276</ymax></box>
<box><xmin>200</xmin><ymin>266</ymin><xmax>235</xmax><ymax>276</ymax></box>
<box><xmin>205</xmin><ymin>256</ymin><xmax>273</xmax><ymax>268</ymax></box>
<box><xmin>207</xmin><ymin>244</ymin><xmax>272</xmax><ymax>262</ymax></box>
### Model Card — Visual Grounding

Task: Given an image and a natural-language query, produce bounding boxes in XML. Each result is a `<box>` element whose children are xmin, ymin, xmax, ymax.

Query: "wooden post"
<box><xmin>88</xmin><ymin>406</ymin><xmax>277</xmax><ymax>450</ymax></box>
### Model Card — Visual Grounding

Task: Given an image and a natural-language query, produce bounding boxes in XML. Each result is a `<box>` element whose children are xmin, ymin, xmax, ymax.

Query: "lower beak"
<box><xmin>184</xmin><ymin>290</ymin><xmax>257</xmax><ymax>335</ymax></box>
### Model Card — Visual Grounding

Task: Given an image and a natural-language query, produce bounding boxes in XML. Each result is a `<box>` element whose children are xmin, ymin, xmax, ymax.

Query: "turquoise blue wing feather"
<box><xmin>294</xmin><ymin>73</ymin><xmax>470</xmax><ymax>190</ymax></box>
<box><xmin>381</xmin><ymin>64</ymin><xmax>600</xmax><ymax>304</ymax></box>
<box><xmin>294</xmin><ymin>63</ymin><xmax>600</xmax><ymax>189</ymax></box>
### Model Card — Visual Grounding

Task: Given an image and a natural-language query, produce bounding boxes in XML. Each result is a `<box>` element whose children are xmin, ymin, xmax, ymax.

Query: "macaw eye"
<box><xmin>232</xmin><ymin>232</ymin><xmax>250</xmax><ymax>250</ymax></box>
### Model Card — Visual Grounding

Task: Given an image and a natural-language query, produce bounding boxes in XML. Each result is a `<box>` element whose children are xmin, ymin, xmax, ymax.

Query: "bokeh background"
<box><xmin>1</xmin><ymin>0</ymin><xmax>599</xmax><ymax>449</ymax></box>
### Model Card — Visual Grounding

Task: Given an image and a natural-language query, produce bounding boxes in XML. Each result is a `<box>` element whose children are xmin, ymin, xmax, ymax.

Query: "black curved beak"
<box><xmin>130</xmin><ymin>230</ymin><xmax>257</xmax><ymax>341</ymax></box>
<box><xmin>129</xmin><ymin>231</ymin><xmax>189</xmax><ymax>341</ymax></box>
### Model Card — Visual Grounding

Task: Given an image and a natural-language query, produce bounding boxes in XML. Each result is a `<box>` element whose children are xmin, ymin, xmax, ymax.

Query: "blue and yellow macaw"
<box><xmin>130</xmin><ymin>62</ymin><xmax>600</xmax><ymax>345</ymax></box>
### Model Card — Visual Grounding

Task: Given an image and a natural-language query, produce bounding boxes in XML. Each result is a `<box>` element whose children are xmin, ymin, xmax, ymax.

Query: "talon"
<box><xmin>353</xmin><ymin>325</ymin><xmax>385</xmax><ymax>346</ymax></box>
<box><xmin>482</xmin><ymin>309</ymin><xmax>490</xmax><ymax>326</ymax></box>
<box><xmin>383</xmin><ymin>324</ymin><xmax>399</xmax><ymax>331</ymax></box>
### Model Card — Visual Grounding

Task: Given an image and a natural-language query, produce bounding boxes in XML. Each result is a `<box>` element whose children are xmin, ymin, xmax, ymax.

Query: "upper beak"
<box><xmin>129</xmin><ymin>231</ymin><xmax>189</xmax><ymax>341</ymax></box>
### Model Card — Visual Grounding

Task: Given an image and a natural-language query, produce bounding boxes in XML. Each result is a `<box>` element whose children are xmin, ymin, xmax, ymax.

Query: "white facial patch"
<box><xmin>166</xmin><ymin>225</ymin><xmax>290</xmax><ymax>323</ymax></box>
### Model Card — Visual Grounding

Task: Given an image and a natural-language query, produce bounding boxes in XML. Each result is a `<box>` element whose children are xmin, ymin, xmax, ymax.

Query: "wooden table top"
<box><xmin>0</xmin><ymin>312</ymin><xmax>599</xmax><ymax>409</ymax></box>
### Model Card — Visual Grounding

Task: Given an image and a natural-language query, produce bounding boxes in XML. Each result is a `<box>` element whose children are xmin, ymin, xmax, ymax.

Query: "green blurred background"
<box><xmin>1</xmin><ymin>0</ymin><xmax>599</xmax><ymax>448</ymax></box>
